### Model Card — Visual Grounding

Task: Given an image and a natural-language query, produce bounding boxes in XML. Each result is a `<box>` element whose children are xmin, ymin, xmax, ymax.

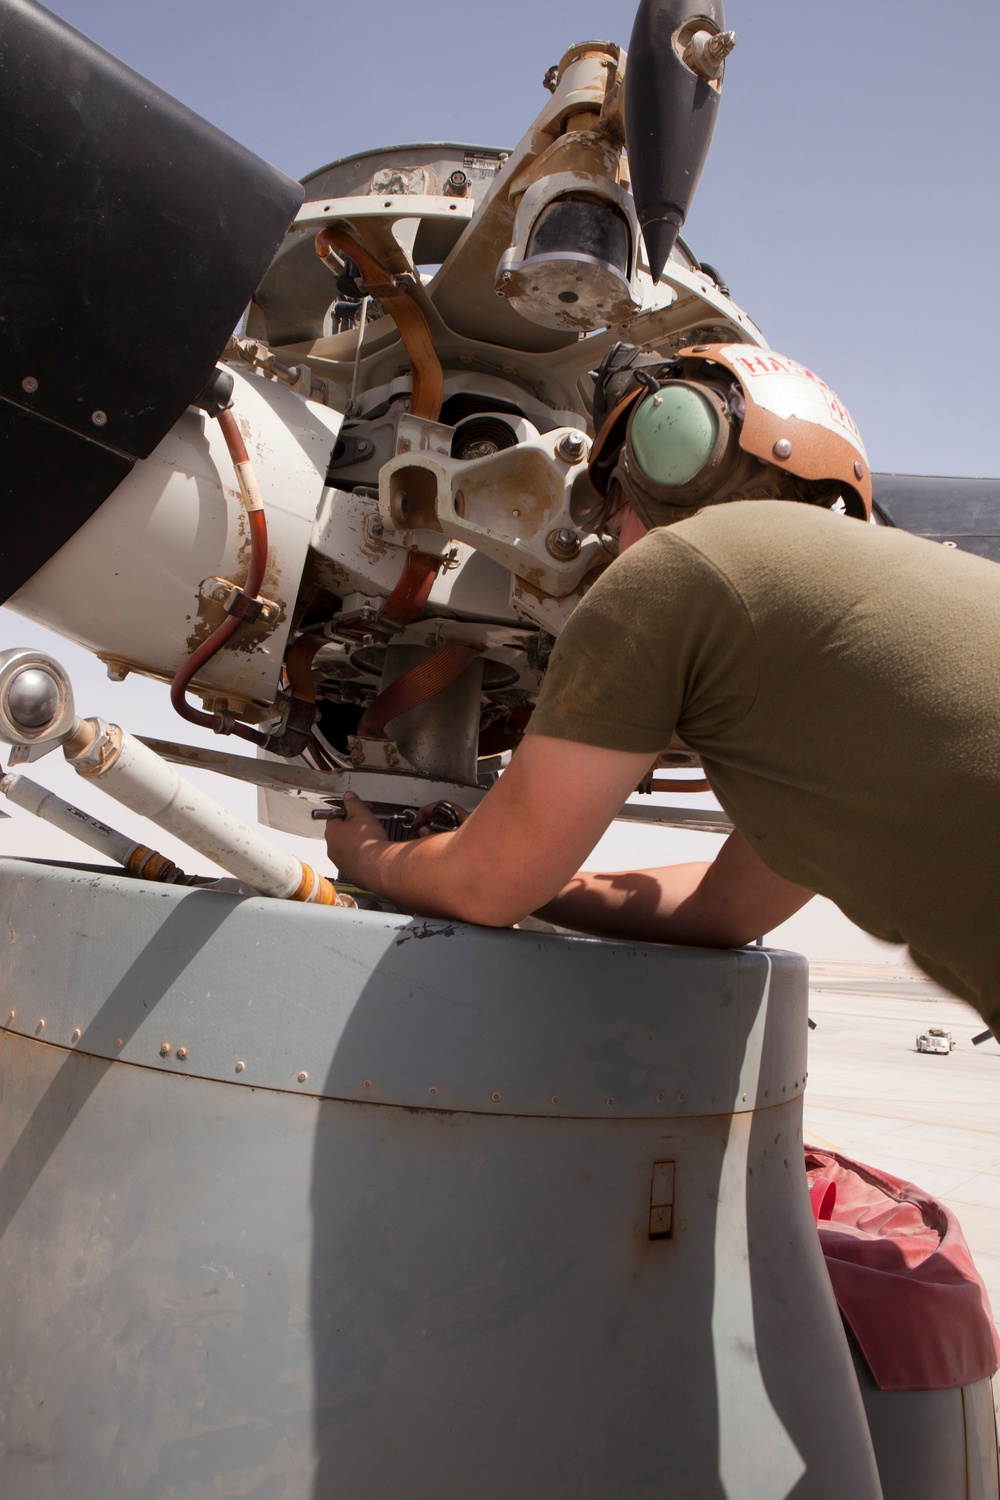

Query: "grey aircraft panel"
<box><xmin>0</xmin><ymin>857</ymin><xmax>886</xmax><ymax>1498</ymax></box>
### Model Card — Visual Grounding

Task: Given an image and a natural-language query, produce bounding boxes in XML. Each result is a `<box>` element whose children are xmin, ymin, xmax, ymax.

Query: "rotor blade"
<box><xmin>625</xmin><ymin>0</ymin><xmax>730</xmax><ymax>281</ymax></box>
<box><xmin>138</xmin><ymin>740</ymin><xmax>343</xmax><ymax>796</ymax></box>
<box><xmin>615</xmin><ymin>803</ymin><xmax>732</xmax><ymax>834</ymax></box>
<box><xmin>872</xmin><ymin>473</ymin><xmax>1000</xmax><ymax>564</ymax></box>
<box><xmin>0</xmin><ymin>0</ymin><xmax>302</xmax><ymax>604</ymax></box>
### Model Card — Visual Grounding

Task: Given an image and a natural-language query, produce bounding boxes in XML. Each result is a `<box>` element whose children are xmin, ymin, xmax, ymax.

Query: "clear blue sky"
<box><xmin>1</xmin><ymin>0</ymin><xmax>997</xmax><ymax>959</ymax></box>
<box><xmin>44</xmin><ymin>0</ymin><xmax>1000</xmax><ymax>477</ymax></box>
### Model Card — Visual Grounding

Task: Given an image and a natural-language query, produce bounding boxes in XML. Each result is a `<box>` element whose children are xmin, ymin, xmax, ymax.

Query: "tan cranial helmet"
<box><xmin>590</xmin><ymin>343</ymin><xmax>872</xmax><ymax>528</ymax></box>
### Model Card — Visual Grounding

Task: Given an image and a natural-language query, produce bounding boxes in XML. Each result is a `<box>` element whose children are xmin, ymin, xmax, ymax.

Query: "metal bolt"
<box><xmin>688</xmin><ymin>27</ymin><xmax>737</xmax><ymax>81</ymax></box>
<box><xmin>651</xmin><ymin>394</ymin><xmax>663</xmax><ymax>408</ymax></box>
<box><xmin>36</xmin><ymin>1018</ymin><xmax>45</xmax><ymax>1032</ymax></box>
<box><xmin>556</xmin><ymin>430</ymin><xmax>589</xmax><ymax>463</ymax></box>
<box><xmin>115</xmin><ymin>1037</ymin><xmax>123</xmax><ymax>1048</ymax></box>
<box><xmin>21</xmin><ymin>375</ymin><xmax>38</xmax><ymax>394</ymax></box>
<box><xmin>369</xmin><ymin>520</ymin><xmax>383</xmax><ymax>536</ymax></box>
<box><xmin>6</xmin><ymin>1010</ymin><xmax>14</xmax><ymax>1025</ymax></box>
<box><xmin>298</xmin><ymin>1071</ymin><xmax>309</xmax><ymax>1084</ymax></box>
<box><xmin>71</xmin><ymin>1028</ymin><xmax>81</xmax><ymax>1043</ymax></box>
<box><xmin>428</xmin><ymin>1086</ymin><xmax>439</xmax><ymax>1096</ymax></box>
<box><xmin>606</xmin><ymin>1097</ymin><xmax>615</xmax><ymax>1107</ymax></box>
<box><xmin>546</xmin><ymin>526</ymin><xmax>582</xmax><ymax>560</ymax></box>
<box><xmin>677</xmin><ymin>1090</ymin><xmax>685</xmax><ymax>1102</ymax></box>
<box><xmin>91</xmin><ymin>410</ymin><xmax>108</xmax><ymax>427</ymax></box>
<box><xmin>656</xmin><ymin>1091</ymin><xmax>664</xmax><ymax>1102</ymax></box>
<box><xmin>235</xmin><ymin>1060</ymin><xmax>245</xmax><ymax>1073</ymax></box>
<box><xmin>491</xmin><ymin>1091</ymin><xmax>502</xmax><ymax>1102</ymax></box>
<box><xmin>363</xmin><ymin>1079</ymin><xmax>374</xmax><ymax>1090</ymax></box>
<box><xmin>550</xmin><ymin>1095</ymin><xmax>560</xmax><ymax>1106</ymax></box>
<box><xmin>741</xmin><ymin>1091</ymin><xmax>747</xmax><ymax>1102</ymax></box>
<box><xmin>511</xmin><ymin>508</ymin><xmax>520</xmax><ymax>518</ymax></box>
<box><xmin>853</xmin><ymin>460</ymin><xmax>865</xmax><ymax>479</ymax></box>
<box><xmin>176</xmin><ymin>1047</ymin><xmax>188</xmax><ymax>1061</ymax></box>
<box><xmin>772</xmin><ymin>438</ymin><xmax>793</xmax><ymax>460</ymax></box>
<box><xmin>159</xmin><ymin>1043</ymin><xmax>171</xmax><ymax>1057</ymax></box>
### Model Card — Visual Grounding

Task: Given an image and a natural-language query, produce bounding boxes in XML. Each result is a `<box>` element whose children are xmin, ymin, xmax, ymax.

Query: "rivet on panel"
<box><xmin>36</xmin><ymin>1018</ymin><xmax>45</xmax><ymax>1033</ymax></box>
<box><xmin>21</xmin><ymin>375</ymin><xmax>38</xmax><ymax>393</ymax></box>
<box><xmin>741</xmin><ymin>1092</ymin><xmax>747</xmax><ymax>1102</ymax></box>
<box><xmin>491</xmin><ymin>1091</ymin><xmax>502</xmax><ymax>1102</ymax></box>
<box><xmin>606</xmin><ymin>1097</ymin><xmax>615</xmax><ymax>1107</ymax></box>
<box><xmin>550</xmin><ymin>1095</ymin><xmax>560</xmax><ymax>1106</ymax></box>
<box><xmin>854</xmin><ymin>460</ymin><xmax>865</xmax><ymax>480</ymax></box>
<box><xmin>176</xmin><ymin>1047</ymin><xmax>188</xmax><ymax>1062</ymax></box>
<box><xmin>115</xmin><ymin>1038</ymin><xmax>124</xmax><ymax>1049</ymax></box>
<box><xmin>677</xmin><ymin>1091</ymin><xmax>685</xmax><ymax>1102</ymax></box>
<box><xmin>159</xmin><ymin>1043</ymin><xmax>171</xmax><ymax>1057</ymax></box>
<box><xmin>772</xmin><ymin>438</ymin><xmax>792</xmax><ymax>460</ymax></box>
<box><xmin>91</xmin><ymin>410</ymin><xmax>108</xmax><ymax>427</ymax></box>
<box><xmin>235</xmin><ymin>1061</ymin><xmax>245</xmax><ymax>1073</ymax></box>
<box><xmin>6</xmin><ymin>1009</ymin><xmax>14</xmax><ymax>1026</ymax></box>
<box><xmin>363</xmin><ymin>1079</ymin><xmax>374</xmax><ymax>1090</ymax></box>
<box><xmin>71</xmin><ymin>1028</ymin><xmax>81</xmax><ymax>1043</ymax></box>
<box><xmin>298</xmin><ymin>1072</ymin><xmax>309</xmax><ymax>1084</ymax></box>
<box><xmin>428</xmin><ymin>1086</ymin><xmax>439</xmax><ymax>1097</ymax></box>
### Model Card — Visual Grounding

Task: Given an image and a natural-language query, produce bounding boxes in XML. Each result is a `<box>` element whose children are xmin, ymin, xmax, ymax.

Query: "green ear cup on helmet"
<box><xmin>628</xmin><ymin>384</ymin><xmax>721</xmax><ymax>487</ymax></box>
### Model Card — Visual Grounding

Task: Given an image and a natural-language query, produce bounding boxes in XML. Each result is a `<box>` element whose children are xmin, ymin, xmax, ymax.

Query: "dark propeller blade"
<box><xmin>0</xmin><ymin>0</ymin><xmax>302</xmax><ymax>604</ymax></box>
<box><xmin>872</xmin><ymin>474</ymin><xmax>1000</xmax><ymax>564</ymax></box>
<box><xmin>624</xmin><ymin>0</ymin><xmax>732</xmax><ymax>282</ymax></box>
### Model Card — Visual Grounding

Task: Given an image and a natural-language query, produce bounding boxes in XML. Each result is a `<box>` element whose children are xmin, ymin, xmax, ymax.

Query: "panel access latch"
<box><xmin>649</xmin><ymin>1160</ymin><xmax>675</xmax><ymax>1240</ymax></box>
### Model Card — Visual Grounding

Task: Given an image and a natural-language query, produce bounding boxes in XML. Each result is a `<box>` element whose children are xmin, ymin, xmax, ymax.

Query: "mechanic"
<box><xmin>326</xmin><ymin>344</ymin><xmax>1000</xmax><ymax>1031</ymax></box>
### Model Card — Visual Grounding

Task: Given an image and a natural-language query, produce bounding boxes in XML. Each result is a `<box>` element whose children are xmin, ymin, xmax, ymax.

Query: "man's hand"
<box><xmin>323</xmin><ymin>792</ymin><xmax>388</xmax><ymax>888</ymax></box>
<box><xmin>411</xmin><ymin>801</ymin><xmax>471</xmax><ymax>838</ymax></box>
<box><xmin>321</xmin><ymin>736</ymin><xmax>656</xmax><ymax>926</ymax></box>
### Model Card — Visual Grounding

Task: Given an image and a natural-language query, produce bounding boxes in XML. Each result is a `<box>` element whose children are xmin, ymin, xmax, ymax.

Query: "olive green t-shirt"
<box><xmin>528</xmin><ymin>501</ymin><xmax>1000</xmax><ymax>1025</ymax></box>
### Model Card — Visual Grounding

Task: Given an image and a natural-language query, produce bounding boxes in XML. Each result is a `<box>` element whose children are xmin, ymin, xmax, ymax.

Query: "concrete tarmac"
<box><xmin>803</xmin><ymin>961</ymin><xmax>1000</xmax><ymax>1321</ymax></box>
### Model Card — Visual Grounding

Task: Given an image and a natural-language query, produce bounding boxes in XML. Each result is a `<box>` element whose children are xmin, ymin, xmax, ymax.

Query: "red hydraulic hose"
<box><xmin>170</xmin><ymin>408</ymin><xmax>270</xmax><ymax>737</ymax></box>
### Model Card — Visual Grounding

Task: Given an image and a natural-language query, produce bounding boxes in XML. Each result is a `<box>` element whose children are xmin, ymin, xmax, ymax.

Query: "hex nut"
<box><xmin>556</xmin><ymin>431</ymin><xmax>589</xmax><ymax>463</ymax></box>
<box><xmin>546</xmin><ymin>527</ymin><xmax>582</xmax><ymax>560</ymax></box>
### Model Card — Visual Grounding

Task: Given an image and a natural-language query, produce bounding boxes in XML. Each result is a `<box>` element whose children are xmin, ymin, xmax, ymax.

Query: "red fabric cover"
<box><xmin>805</xmin><ymin>1148</ymin><xmax>1000</xmax><ymax>1392</ymax></box>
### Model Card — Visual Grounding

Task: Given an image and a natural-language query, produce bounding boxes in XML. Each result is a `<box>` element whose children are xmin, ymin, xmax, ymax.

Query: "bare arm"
<box><xmin>326</xmin><ymin>734</ymin><xmax>656</xmax><ymax>927</ymax></box>
<box><xmin>535</xmin><ymin>830</ymin><xmax>812</xmax><ymax>947</ymax></box>
<box><xmin>326</xmin><ymin>733</ymin><xmax>812</xmax><ymax>945</ymax></box>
